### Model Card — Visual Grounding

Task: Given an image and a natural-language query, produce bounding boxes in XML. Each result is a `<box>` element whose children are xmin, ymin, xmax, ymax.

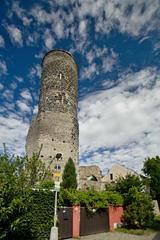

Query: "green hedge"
<box><xmin>25</xmin><ymin>190</ymin><xmax>54</xmax><ymax>240</ymax></box>
<box><xmin>1</xmin><ymin>189</ymin><xmax>123</xmax><ymax>239</ymax></box>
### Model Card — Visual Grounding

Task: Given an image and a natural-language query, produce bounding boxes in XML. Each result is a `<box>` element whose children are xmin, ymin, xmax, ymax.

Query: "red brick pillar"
<box><xmin>72</xmin><ymin>205</ymin><xmax>80</xmax><ymax>238</ymax></box>
<box><xmin>108</xmin><ymin>206</ymin><xmax>124</xmax><ymax>231</ymax></box>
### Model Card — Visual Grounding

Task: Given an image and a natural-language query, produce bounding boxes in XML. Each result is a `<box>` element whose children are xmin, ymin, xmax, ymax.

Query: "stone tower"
<box><xmin>26</xmin><ymin>49</ymin><xmax>79</xmax><ymax>179</ymax></box>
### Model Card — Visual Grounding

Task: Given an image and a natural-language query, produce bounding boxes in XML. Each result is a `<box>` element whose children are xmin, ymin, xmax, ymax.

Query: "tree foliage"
<box><xmin>143</xmin><ymin>156</ymin><xmax>160</xmax><ymax>205</ymax></box>
<box><xmin>61</xmin><ymin>158</ymin><xmax>77</xmax><ymax>189</ymax></box>
<box><xmin>112</xmin><ymin>173</ymin><xmax>154</xmax><ymax>228</ymax></box>
<box><xmin>123</xmin><ymin>187</ymin><xmax>154</xmax><ymax>228</ymax></box>
<box><xmin>58</xmin><ymin>188</ymin><xmax>123</xmax><ymax>211</ymax></box>
<box><xmin>0</xmin><ymin>153</ymin><xmax>53</xmax><ymax>239</ymax></box>
<box><xmin>114</xmin><ymin>174</ymin><xmax>144</xmax><ymax>205</ymax></box>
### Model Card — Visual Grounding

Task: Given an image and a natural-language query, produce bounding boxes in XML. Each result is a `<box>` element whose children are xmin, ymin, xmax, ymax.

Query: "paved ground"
<box><xmin>67</xmin><ymin>231</ymin><xmax>160</xmax><ymax>240</ymax></box>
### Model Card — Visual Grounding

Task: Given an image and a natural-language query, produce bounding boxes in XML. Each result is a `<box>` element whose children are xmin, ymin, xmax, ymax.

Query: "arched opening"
<box><xmin>87</xmin><ymin>175</ymin><xmax>98</xmax><ymax>181</ymax></box>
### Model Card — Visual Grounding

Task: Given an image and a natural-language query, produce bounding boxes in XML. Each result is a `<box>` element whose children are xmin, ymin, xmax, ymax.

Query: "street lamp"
<box><xmin>50</xmin><ymin>168</ymin><xmax>61</xmax><ymax>240</ymax></box>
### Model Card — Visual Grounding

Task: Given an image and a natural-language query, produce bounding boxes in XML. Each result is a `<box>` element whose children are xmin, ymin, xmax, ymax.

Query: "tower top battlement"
<box><xmin>41</xmin><ymin>49</ymin><xmax>78</xmax><ymax>70</ymax></box>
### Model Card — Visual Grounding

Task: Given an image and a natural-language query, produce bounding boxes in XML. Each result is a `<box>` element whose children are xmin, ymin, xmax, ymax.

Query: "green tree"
<box><xmin>123</xmin><ymin>187</ymin><xmax>154</xmax><ymax>228</ymax></box>
<box><xmin>143</xmin><ymin>156</ymin><xmax>160</xmax><ymax>207</ymax></box>
<box><xmin>0</xmin><ymin>154</ymin><xmax>31</xmax><ymax>239</ymax></box>
<box><xmin>115</xmin><ymin>174</ymin><xmax>144</xmax><ymax>205</ymax></box>
<box><xmin>24</xmin><ymin>153</ymin><xmax>53</xmax><ymax>188</ymax></box>
<box><xmin>112</xmin><ymin>173</ymin><xmax>154</xmax><ymax>228</ymax></box>
<box><xmin>0</xmin><ymin>152</ymin><xmax>53</xmax><ymax>239</ymax></box>
<box><xmin>61</xmin><ymin>158</ymin><xmax>77</xmax><ymax>189</ymax></box>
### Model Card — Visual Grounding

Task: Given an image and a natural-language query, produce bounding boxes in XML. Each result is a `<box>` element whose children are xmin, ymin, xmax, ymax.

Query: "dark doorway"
<box><xmin>58</xmin><ymin>207</ymin><xmax>73</xmax><ymax>239</ymax></box>
<box><xmin>80</xmin><ymin>207</ymin><xmax>109</xmax><ymax>236</ymax></box>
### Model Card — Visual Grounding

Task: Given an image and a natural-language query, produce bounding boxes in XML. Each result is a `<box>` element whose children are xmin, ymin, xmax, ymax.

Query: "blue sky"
<box><xmin>0</xmin><ymin>0</ymin><xmax>160</xmax><ymax>174</ymax></box>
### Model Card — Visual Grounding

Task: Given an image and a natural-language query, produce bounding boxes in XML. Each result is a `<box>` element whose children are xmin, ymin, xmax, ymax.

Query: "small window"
<box><xmin>52</xmin><ymin>138</ymin><xmax>54</xmax><ymax>141</ymax></box>
<box><xmin>63</xmin><ymin>140</ymin><xmax>65</xmax><ymax>143</ymax></box>
<box><xmin>54</xmin><ymin>164</ymin><xmax>61</xmax><ymax>171</ymax></box>
<box><xmin>110</xmin><ymin>173</ymin><xmax>113</xmax><ymax>180</ymax></box>
<box><xmin>56</xmin><ymin>153</ymin><xmax>62</xmax><ymax>159</ymax></box>
<box><xmin>41</xmin><ymin>155</ymin><xmax>44</xmax><ymax>158</ymax></box>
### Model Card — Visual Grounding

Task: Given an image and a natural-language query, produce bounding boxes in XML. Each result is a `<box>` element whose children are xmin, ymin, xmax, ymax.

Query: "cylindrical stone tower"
<box><xmin>26</xmin><ymin>50</ymin><xmax>79</xmax><ymax>180</ymax></box>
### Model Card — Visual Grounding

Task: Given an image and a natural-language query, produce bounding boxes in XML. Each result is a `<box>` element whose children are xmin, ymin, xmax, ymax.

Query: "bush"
<box><xmin>26</xmin><ymin>190</ymin><xmax>54</xmax><ymax>239</ymax></box>
<box><xmin>115</xmin><ymin>174</ymin><xmax>144</xmax><ymax>205</ymax></box>
<box><xmin>58</xmin><ymin>188</ymin><xmax>123</xmax><ymax>211</ymax></box>
<box><xmin>123</xmin><ymin>187</ymin><xmax>154</xmax><ymax>228</ymax></box>
<box><xmin>0</xmin><ymin>153</ymin><xmax>54</xmax><ymax>239</ymax></box>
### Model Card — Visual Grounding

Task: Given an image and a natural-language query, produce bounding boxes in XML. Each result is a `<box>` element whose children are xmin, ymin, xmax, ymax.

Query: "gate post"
<box><xmin>72</xmin><ymin>205</ymin><xmax>80</xmax><ymax>238</ymax></box>
<box><xmin>108</xmin><ymin>206</ymin><xmax>124</xmax><ymax>231</ymax></box>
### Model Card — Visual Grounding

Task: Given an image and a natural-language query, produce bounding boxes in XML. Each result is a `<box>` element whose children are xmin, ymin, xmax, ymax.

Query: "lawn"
<box><xmin>116</xmin><ymin>215</ymin><xmax>160</xmax><ymax>235</ymax></box>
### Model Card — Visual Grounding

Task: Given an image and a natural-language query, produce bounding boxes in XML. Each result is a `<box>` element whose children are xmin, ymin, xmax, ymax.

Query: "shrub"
<box><xmin>58</xmin><ymin>188</ymin><xmax>123</xmax><ymax>211</ymax></box>
<box><xmin>123</xmin><ymin>187</ymin><xmax>154</xmax><ymax>228</ymax></box>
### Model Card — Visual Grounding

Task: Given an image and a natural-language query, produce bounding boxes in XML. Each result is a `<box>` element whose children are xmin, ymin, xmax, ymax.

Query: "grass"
<box><xmin>116</xmin><ymin>215</ymin><xmax>160</xmax><ymax>235</ymax></box>
<box><xmin>115</xmin><ymin>228</ymin><xmax>154</xmax><ymax>235</ymax></box>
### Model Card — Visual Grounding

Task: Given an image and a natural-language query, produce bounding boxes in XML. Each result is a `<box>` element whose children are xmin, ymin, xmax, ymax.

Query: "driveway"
<box><xmin>67</xmin><ymin>231</ymin><xmax>160</xmax><ymax>240</ymax></box>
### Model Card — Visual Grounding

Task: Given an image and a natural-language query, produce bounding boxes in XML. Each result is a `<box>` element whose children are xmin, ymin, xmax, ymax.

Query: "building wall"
<box><xmin>102</xmin><ymin>164</ymin><xmax>138</xmax><ymax>183</ymax></box>
<box><xmin>26</xmin><ymin>50</ymin><xmax>79</xmax><ymax>181</ymax></box>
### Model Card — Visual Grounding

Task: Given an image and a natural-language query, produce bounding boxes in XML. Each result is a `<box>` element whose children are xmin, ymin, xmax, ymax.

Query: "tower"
<box><xmin>26</xmin><ymin>50</ymin><xmax>79</xmax><ymax>179</ymax></box>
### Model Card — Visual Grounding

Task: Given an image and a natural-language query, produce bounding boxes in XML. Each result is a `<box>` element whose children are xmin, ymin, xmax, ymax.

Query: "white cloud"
<box><xmin>0</xmin><ymin>113</ymin><xmax>29</xmax><ymax>155</ymax></box>
<box><xmin>15</xmin><ymin>76</ymin><xmax>23</xmax><ymax>82</ymax></box>
<box><xmin>154</xmin><ymin>42</ymin><xmax>160</xmax><ymax>55</ymax></box>
<box><xmin>26</xmin><ymin>32</ymin><xmax>40</xmax><ymax>46</ymax></box>
<box><xmin>0</xmin><ymin>83</ymin><xmax>4</xmax><ymax>90</ymax></box>
<box><xmin>33</xmin><ymin>105</ymin><xmax>38</xmax><ymax>115</ymax></box>
<box><xmin>86</xmin><ymin>47</ymin><xmax>108</xmax><ymax>64</ymax></box>
<box><xmin>10</xmin><ymin>82</ymin><xmax>17</xmax><ymax>90</ymax></box>
<box><xmin>81</xmin><ymin>63</ymin><xmax>98</xmax><ymax>80</ymax></box>
<box><xmin>28</xmin><ymin>64</ymin><xmax>41</xmax><ymax>79</ymax></box>
<box><xmin>0</xmin><ymin>35</ymin><xmax>5</xmax><ymax>47</ymax></box>
<box><xmin>79</xmin><ymin>67</ymin><xmax>160</xmax><ymax>173</ymax></box>
<box><xmin>102</xmin><ymin>49</ymin><xmax>118</xmax><ymax>73</ymax></box>
<box><xmin>81</xmin><ymin>47</ymin><xmax>118</xmax><ymax>80</ymax></box>
<box><xmin>16</xmin><ymin>100</ymin><xmax>31</xmax><ymax>112</ymax></box>
<box><xmin>30</xmin><ymin>5</ymin><xmax>53</xmax><ymax>24</ymax></box>
<box><xmin>2</xmin><ymin>89</ymin><xmax>13</xmax><ymax>101</ymax></box>
<box><xmin>54</xmin><ymin>21</ymin><xmax>64</xmax><ymax>39</ymax></box>
<box><xmin>79</xmin><ymin>20</ymin><xmax>87</xmax><ymax>36</ymax></box>
<box><xmin>20</xmin><ymin>89</ymin><xmax>32</xmax><ymax>102</ymax></box>
<box><xmin>44</xmin><ymin>29</ymin><xmax>55</xmax><ymax>49</ymax></box>
<box><xmin>5</xmin><ymin>0</ymin><xmax>160</xmax><ymax>55</ymax></box>
<box><xmin>6</xmin><ymin>24</ymin><xmax>23</xmax><ymax>47</ymax></box>
<box><xmin>78</xmin><ymin>0</ymin><xmax>160</xmax><ymax>36</ymax></box>
<box><xmin>0</xmin><ymin>60</ymin><xmax>7</xmax><ymax>75</ymax></box>
<box><xmin>12</xmin><ymin>1</ymin><xmax>32</xmax><ymax>26</ymax></box>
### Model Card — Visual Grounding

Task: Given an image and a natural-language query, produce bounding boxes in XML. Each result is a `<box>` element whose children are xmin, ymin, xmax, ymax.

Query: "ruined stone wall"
<box><xmin>79</xmin><ymin>165</ymin><xmax>103</xmax><ymax>191</ymax></box>
<box><xmin>26</xmin><ymin>50</ymin><xmax>79</xmax><ymax>181</ymax></box>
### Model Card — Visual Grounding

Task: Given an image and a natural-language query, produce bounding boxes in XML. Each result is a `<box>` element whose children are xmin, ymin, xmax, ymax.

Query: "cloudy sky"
<box><xmin>0</xmin><ymin>0</ymin><xmax>160</xmax><ymax>174</ymax></box>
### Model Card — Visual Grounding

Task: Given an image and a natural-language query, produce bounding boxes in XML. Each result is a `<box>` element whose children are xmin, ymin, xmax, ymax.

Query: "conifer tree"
<box><xmin>61</xmin><ymin>158</ymin><xmax>77</xmax><ymax>189</ymax></box>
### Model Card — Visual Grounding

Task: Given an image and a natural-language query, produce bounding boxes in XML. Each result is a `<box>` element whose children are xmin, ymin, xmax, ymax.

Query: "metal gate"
<box><xmin>58</xmin><ymin>207</ymin><xmax>73</xmax><ymax>239</ymax></box>
<box><xmin>80</xmin><ymin>207</ymin><xmax>109</xmax><ymax>236</ymax></box>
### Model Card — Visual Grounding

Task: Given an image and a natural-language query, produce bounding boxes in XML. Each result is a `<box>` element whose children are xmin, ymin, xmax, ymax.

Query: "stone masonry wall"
<box><xmin>26</xmin><ymin>50</ymin><xmax>79</xmax><ymax>181</ymax></box>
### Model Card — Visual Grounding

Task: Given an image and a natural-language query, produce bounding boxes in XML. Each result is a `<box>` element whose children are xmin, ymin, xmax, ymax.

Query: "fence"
<box><xmin>58</xmin><ymin>205</ymin><xmax>123</xmax><ymax>239</ymax></box>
